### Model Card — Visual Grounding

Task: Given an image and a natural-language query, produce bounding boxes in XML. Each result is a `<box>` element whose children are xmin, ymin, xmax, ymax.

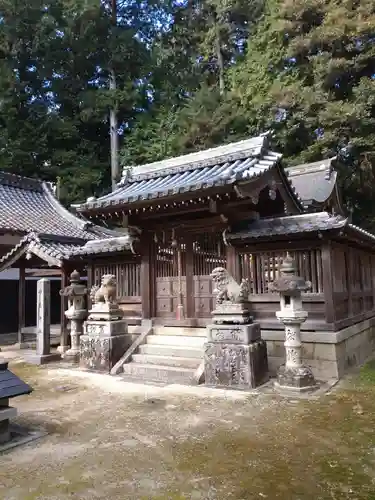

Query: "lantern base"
<box><xmin>275</xmin><ymin>364</ymin><xmax>318</xmax><ymax>392</ymax></box>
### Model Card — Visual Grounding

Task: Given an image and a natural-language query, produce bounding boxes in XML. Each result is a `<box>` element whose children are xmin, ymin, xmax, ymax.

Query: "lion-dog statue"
<box><xmin>90</xmin><ymin>274</ymin><xmax>117</xmax><ymax>305</ymax></box>
<box><xmin>210</xmin><ymin>267</ymin><xmax>250</xmax><ymax>305</ymax></box>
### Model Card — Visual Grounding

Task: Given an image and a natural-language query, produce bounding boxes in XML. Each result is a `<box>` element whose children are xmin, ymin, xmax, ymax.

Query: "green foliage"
<box><xmin>1</xmin><ymin>0</ymin><xmax>375</xmax><ymax>230</ymax></box>
<box><xmin>0</xmin><ymin>0</ymin><xmax>165</xmax><ymax>205</ymax></box>
<box><xmin>231</xmin><ymin>0</ymin><xmax>375</xmax><ymax>228</ymax></box>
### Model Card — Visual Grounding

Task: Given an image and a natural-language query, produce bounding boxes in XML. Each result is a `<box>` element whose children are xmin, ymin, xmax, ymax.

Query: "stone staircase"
<box><xmin>121</xmin><ymin>326</ymin><xmax>206</xmax><ymax>384</ymax></box>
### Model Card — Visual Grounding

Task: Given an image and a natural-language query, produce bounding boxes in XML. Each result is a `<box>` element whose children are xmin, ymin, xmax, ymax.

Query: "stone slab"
<box><xmin>88</xmin><ymin>303</ymin><xmax>124</xmax><ymax>321</ymax></box>
<box><xmin>80</xmin><ymin>334</ymin><xmax>132</xmax><ymax>373</ymax></box>
<box><xmin>84</xmin><ymin>319</ymin><xmax>128</xmax><ymax>338</ymax></box>
<box><xmin>0</xmin><ymin>406</ymin><xmax>17</xmax><ymax>422</ymax></box>
<box><xmin>204</xmin><ymin>340</ymin><xmax>268</xmax><ymax>389</ymax></box>
<box><xmin>207</xmin><ymin>323</ymin><xmax>261</xmax><ymax>344</ymax></box>
<box><xmin>36</xmin><ymin>278</ymin><xmax>51</xmax><ymax>356</ymax></box>
<box><xmin>24</xmin><ymin>352</ymin><xmax>61</xmax><ymax>365</ymax></box>
<box><xmin>0</xmin><ymin>423</ymin><xmax>47</xmax><ymax>453</ymax></box>
<box><xmin>275</xmin><ymin>365</ymin><xmax>318</xmax><ymax>393</ymax></box>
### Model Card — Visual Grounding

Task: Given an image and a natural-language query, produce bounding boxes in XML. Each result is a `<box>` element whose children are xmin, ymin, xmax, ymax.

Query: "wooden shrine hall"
<box><xmin>2</xmin><ymin>133</ymin><xmax>375</xmax><ymax>381</ymax></box>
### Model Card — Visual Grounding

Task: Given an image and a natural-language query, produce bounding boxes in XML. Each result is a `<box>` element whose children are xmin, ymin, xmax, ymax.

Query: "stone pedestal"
<box><xmin>205</xmin><ymin>322</ymin><xmax>268</xmax><ymax>389</ymax></box>
<box><xmin>0</xmin><ymin>400</ymin><xmax>17</xmax><ymax>445</ymax></box>
<box><xmin>80</xmin><ymin>319</ymin><xmax>131</xmax><ymax>373</ymax></box>
<box><xmin>88</xmin><ymin>303</ymin><xmax>124</xmax><ymax>321</ymax></box>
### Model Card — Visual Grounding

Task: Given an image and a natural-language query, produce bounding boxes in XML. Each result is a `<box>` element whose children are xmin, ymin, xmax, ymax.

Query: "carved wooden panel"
<box><xmin>155</xmin><ymin>277</ymin><xmax>187</xmax><ymax>318</ymax></box>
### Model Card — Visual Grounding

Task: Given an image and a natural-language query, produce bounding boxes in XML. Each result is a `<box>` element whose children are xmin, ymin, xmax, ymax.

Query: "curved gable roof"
<box><xmin>286</xmin><ymin>158</ymin><xmax>339</xmax><ymax>209</ymax></box>
<box><xmin>73</xmin><ymin>134</ymin><xmax>303</xmax><ymax>213</ymax></box>
<box><xmin>0</xmin><ymin>171</ymin><xmax>116</xmax><ymax>240</ymax></box>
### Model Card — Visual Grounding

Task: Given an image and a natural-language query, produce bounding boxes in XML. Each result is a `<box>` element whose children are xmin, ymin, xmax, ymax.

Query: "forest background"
<box><xmin>0</xmin><ymin>0</ymin><xmax>374</xmax><ymax>228</ymax></box>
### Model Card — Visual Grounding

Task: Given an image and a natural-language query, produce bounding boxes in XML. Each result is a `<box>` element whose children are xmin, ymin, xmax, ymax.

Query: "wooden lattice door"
<box><xmin>192</xmin><ymin>233</ymin><xmax>226</xmax><ymax>317</ymax></box>
<box><xmin>155</xmin><ymin>240</ymin><xmax>187</xmax><ymax>318</ymax></box>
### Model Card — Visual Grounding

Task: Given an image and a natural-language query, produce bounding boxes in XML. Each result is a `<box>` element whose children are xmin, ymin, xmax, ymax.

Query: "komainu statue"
<box><xmin>210</xmin><ymin>267</ymin><xmax>250</xmax><ymax>305</ymax></box>
<box><xmin>90</xmin><ymin>274</ymin><xmax>118</xmax><ymax>305</ymax></box>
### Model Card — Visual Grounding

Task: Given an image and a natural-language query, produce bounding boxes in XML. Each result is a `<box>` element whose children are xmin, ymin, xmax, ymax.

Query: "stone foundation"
<box><xmin>80</xmin><ymin>334</ymin><xmax>131</xmax><ymax>373</ymax></box>
<box><xmin>262</xmin><ymin>318</ymin><xmax>375</xmax><ymax>380</ymax></box>
<box><xmin>0</xmin><ymin>406</ymin><xmax>17</xmax><ymax>444</ymax></box>
<box><xmin>205</xmin><ymin>319</ymin><xmax>268</xmax><ymax>390</ymax></box>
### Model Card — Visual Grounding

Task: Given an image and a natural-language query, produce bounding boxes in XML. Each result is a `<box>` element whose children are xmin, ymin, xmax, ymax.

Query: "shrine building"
<box><xmin>1</xmin><ymin>133</ymin><xmax>375</xmax><ymax>383</ymax></box>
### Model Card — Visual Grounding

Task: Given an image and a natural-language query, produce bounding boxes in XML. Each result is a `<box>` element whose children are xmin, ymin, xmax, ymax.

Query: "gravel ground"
<box><xmin>1</xmin><ymin>358</ymin><xmax>375</xmax><ymax>500</ymax></box>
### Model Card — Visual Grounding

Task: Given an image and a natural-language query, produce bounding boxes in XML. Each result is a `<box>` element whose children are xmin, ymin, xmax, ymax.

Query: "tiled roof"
<box><xmin>0</xmin><ymin>171</ymin><xmax>125</xmax><ymax>270</ymax></box>
<box><xmin>225</xmin><ymin>212</ymin><xmax>348</xmax><ymax>242</ymax></box>
<box><xmin>0</xmin><ymin>231</ymin><xmax>137</xmax><ymax>272</ymax></box>
<box><xmin>74</xmin><ymin>134</ymin><xmax>297</xmax><ymax>212</ymax></box>
<box><xmin>0</xmin><ymin>171</ymin><xmax>115</xmax><ymax>239</ymax></box>
<box><xmin>68</xmin><ymin>231</ymin><xmax>139</xmax><ymax>257</ymax></box>
<box><xmin>286</xmin><ymin>158</ymin><xmax>337</xmax><ymax>207</ymax></box>
<box><xmin>0</xmin><ymin>233</ymin><xmax>85</xmax><ymax>271</ymax></box>
<box><xmin>0</xmin><ymin>358</ymin><xmax>32</xmax><ymax>399</ymax></box>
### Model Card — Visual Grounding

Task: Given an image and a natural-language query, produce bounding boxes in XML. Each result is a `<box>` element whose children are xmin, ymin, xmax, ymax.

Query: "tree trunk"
<box><xmin>215</xmin><ymin>25</ymin><xmax>225</xmax><ymax>96</ymax></box>
<box><xmin>110</xmin><ymin>0</ymin><xmax>119</xmax><ymax>191</ymax></box>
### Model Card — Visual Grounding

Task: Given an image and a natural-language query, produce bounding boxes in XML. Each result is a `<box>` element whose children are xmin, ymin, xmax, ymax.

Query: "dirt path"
<box><xmin>1</xmin><ymin>361</ymin><xmax>375</xmax><ymax>499</ymax></box>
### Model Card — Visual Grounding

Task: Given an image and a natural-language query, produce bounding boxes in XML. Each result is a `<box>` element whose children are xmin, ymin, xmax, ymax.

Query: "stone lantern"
<box><xmin>59</xmin><ymin>270</ymin><xmax>87</xmax><ymax>362</ymax></box>
<box><xmin>0</xmin><ymin>358</ymin><xmax>32</xmax><ymax>445</ymax></box>
<box><xmin>268</xmin><ymin>254</ymin><xmax>318</xmax><ymax>391</ymax></box>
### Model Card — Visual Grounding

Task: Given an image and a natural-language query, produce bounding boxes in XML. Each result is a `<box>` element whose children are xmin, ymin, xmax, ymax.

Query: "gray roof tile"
<box><xmin>286</xmin><ymin>158</ymin><xmax>337</xmax><ymax>206</ymax></box>
<box><xmin>0</xmin><ymin>359</ymin><xmax>32</xmax><ymax>399</ymax></box>
<box><xmin>74</xmin><ymin>134</ymin><xmax>287</xmax><ymax>211</ymax></box>
<box><xmin>226</xmin><ymin>212</ymin><xmax>348</xmax><ymax>241</ymax></box>
<box><xmin>0</xmin><ymin>171</ymin><xmax>115</xmax><ymax>239</ymax></box>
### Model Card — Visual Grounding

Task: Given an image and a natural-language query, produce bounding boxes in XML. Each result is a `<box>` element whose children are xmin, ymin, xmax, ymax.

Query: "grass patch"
<box><xmin>359</xmin><ymin>359</ymin><xmax>375</xmax><ymax>385</ymax></box>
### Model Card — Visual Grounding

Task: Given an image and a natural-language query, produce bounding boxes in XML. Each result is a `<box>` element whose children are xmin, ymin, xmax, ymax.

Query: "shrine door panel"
<box><xmin>193</xmin><ymin>233</ymin><xmax>226</xmax><ymax>317</ymax></box>
<box><xmin>155</xmin><ymin>242</ymin><xmax>187</xmax><ymax>318</ymax></box>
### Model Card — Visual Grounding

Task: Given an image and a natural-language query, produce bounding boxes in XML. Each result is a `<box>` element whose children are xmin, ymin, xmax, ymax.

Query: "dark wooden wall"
<box><xmin>0</xmin><ymin>279</ymin><xmax>61</xmax><ymax>335</ymax></box>
<box><xmin>329</xmin><ymin>241</ymin><xmax>375</xmax><ymax>330</ymax></box>
<box><xmin>85</xmin><ymin>235</ymin><xmax>375</xmax><ymax>333</ymax></box>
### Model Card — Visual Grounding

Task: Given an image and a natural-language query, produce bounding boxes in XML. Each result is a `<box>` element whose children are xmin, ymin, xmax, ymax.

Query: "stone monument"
<box><xmin>27</xmin><ymin>278</ymin><xmax>61</xmax><ymax>364</ymax></box>
<box><xmin>0</xmin><ymin>358</ymin><xmax>32</xmax><ymax>444</ymax></box>
<box><xmin>204</xmin><ymin>267</ymin><xmax>268</xmax><ymax>389</ymax></box>
<box><xmin>269</xmin><ymin>253</ymin><xmax>318</xmax><ymax>392</ymax></box>
<box><xmin>60</xmin><ymin>270</ymin><xmax>87</xmax><ymax>363</ymax></box>
<box><xmin>80</xmin><ymin>274</ymin><xmax>132</xmax><ymax>373</ymax></box>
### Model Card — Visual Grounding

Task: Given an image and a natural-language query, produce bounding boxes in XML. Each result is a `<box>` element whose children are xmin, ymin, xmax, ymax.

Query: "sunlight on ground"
<box><xmin>1</xmin><ymin>361</ymin><xmax>375</xmax><ymax>499</ymax></box>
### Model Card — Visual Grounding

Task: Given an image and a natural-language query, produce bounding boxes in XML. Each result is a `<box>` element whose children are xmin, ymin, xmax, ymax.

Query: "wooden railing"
<box><xmin>239</xmin><ymin>249</ymin><xmax>323</xmax><ymax>294</ymax></box>
<box><xmin>93</xmin><ymin>261</ymin><xmax>141</xmax><ymax>299</ymax></box>
<box><xmin>331</xmin><ymin>243</ymin><xmax>375</xmax><ymax>327</ymax></box>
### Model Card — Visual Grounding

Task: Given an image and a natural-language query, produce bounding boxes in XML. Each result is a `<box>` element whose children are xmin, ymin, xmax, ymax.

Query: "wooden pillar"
<box><xmin>347</xmin><ymin>247</ymin><xmax>354</xmax><ymax>317</ymax></box>
<box><xmin>58</xmin><ymin>265</ymin><xmax>70</xmax><ymax>353</ymax></box>
<box><xmin>185</xmin><ymin>237</ymin><xmax>194</xmax><ymax>319</ymax></box>
<box><xmin>321</xmin><ymin>242</ymin><xmax>335</xmax><ymax>325</ymax></box>
<box><xmin>226</xmin><ymin>245</ymin><xmax>241</xmax><ymax>282</ymax></box>
<box><xmin>140</xmin><ymin>236</ymin><xmax>153</xmax><ymax>319</ymax></box>
<box><xmin>18</xmin><ymin>265</ymin><xmax>26</xmax><ymax>345</ymax></box>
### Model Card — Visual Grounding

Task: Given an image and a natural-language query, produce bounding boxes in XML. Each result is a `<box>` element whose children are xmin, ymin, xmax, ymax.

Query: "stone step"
<box><xmin>146</xmin><ymin>334</ymin><xmax>206</xmax><ymax>347</ymax></box>
<box><xmin>139</xmin><ymin>344</ymin><xmax>203</xmax><ymax>359</ymax></box>
<box><xmin>121</xmin><ymin>362</ymin><xmax>195</xmax><ymax>384</ymax></box>
<box><xmin>152</xmin><ymin>326</ymin><xmax>207</xmax><ymax>337</ymax></box>
<box><xmin>132</xmin><ymin>353</ymin><xmax>200</xmax><ymax>369</ymax></box>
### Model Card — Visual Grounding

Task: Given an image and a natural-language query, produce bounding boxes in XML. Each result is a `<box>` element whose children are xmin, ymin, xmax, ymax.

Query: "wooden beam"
<box><xmin>26</xmin><ymin>269</ymin><xmax>62</xmax><ymax>278</ymax></box>
<box><xmin>18</xmin><ymin>265</ymin><xmax>25</xmax><ymax>344</ymax></box>
<box><xmin>321</xmin><ymin>242</ymin><xmax>335</xmax><ymax>324</ymax></box>
<box><xmin>226</xmin><ymin>245</ymin><xmax>241</xmax><ymax>282</ymax></box>
<box><xmin>59</xmin><ymin>266</ymin><xmax>70</xmax><ymax>352</ymax></box>
<box><xmin>185</xmin><ymin>237</ymin><xmax>194</xmax><ymax>318</ymax></box>
<box><xmin>140</xmin><ymin>237</ymin><xmax>152</xmax><ymax>319</ymax></box>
